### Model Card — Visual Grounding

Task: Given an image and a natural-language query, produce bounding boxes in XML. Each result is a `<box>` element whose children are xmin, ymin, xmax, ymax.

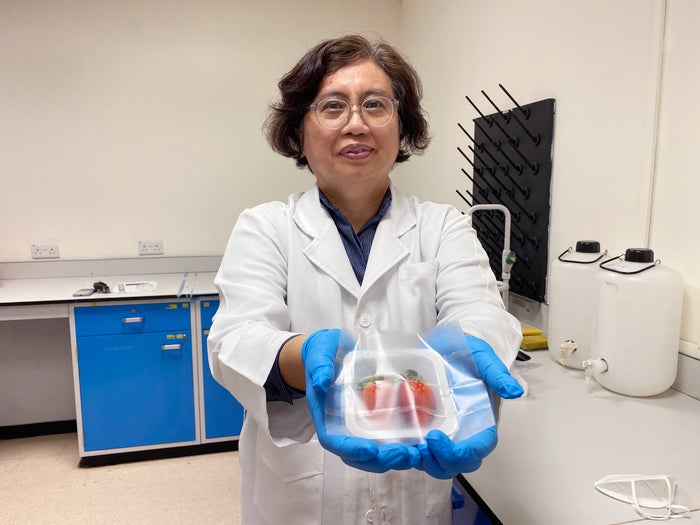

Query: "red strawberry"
<box><xmin>398</xmin><ymin>369</ymin><xmax>435</xmax><ymax>427</ymax></box>
<box><xmin>358</xmin><ymin>375</ymin><xmax>395</xmax><ymax>426</ymax></box>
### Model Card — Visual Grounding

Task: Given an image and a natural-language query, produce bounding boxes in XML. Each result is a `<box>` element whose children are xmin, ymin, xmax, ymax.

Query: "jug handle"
<box><xmin>599</xmin><ymin>254</ymin><xmax>661</xmax><ymax>275</ymax></box>
<box><xmin>557</xmin><ymin>247</ymin><xmax>607</xmax><ymax>264</ymax></box>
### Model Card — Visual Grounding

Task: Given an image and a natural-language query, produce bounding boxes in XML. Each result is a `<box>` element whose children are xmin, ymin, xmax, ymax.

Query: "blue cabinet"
<box><xmin>199</xmin><ymin>299</ymin><xmax>244</xmax><ymax>440</ymax></box>
<box><xmin>74</xmin><ymin>301</ymin><xmax>196</xmax><ymax>452</ymax></box>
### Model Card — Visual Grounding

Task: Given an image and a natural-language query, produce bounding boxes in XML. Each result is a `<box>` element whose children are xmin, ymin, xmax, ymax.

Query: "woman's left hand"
<box><xmin>417</xmin><ymin>426</ymin><xmax>498</xmax><ymax>479</ymax></box>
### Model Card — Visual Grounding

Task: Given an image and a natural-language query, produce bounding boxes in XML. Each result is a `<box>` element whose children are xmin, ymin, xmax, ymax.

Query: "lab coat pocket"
<box><xmin>257</xmin><ymin>435</ymin><xmax>324</xmax><ymax>483</ymax></box>
<box><xmin>425</xmin><ymin>477</ymin><xmax>453</xmax><ymax>517</ymax></box>
<box><xmin>254</xmin><ymin>437</ymin><xmax>324</xmax><ymax>524</ymax></box>
<box><xmin>399</xmin><ymin>261</ymin><xmax>439</xmax><ymax>329</ymax></box>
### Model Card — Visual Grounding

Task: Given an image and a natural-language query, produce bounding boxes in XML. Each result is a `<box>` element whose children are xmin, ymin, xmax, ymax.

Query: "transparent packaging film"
<box><xmin>324</xmin><ymin>327</ymin><xmax>495</xmax><ymax>445</ymax></box>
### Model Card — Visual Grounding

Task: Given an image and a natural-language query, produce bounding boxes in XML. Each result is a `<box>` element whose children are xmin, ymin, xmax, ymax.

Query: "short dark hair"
<box><xmin>264</xmin><ymin>34</ymin><xmax>430</xmax><ymax>168</ymax></box>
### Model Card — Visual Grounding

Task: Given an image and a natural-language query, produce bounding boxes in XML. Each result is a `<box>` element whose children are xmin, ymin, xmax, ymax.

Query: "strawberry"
<box><xmin>398</xmin><ymin>369</ymin><xmax>435</xmax><ymax>427</ymax></box>
<box><xmin>358</xmin><ymin>375</ymin><xmax>395</xmax><ymax>426</ymax></box>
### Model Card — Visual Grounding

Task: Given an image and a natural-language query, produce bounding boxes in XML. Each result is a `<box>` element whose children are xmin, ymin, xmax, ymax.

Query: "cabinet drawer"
<box><xmin>74</xmin><ymin>302</ymin><xmax>191</xmax><ymax>336</ymax></box>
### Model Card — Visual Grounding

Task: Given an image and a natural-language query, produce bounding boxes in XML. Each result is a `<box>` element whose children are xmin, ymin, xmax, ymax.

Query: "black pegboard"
<box><xmin>457</xmin><ymin>89</ymin><xmax>555</xmax><ymax>303</ymax></box>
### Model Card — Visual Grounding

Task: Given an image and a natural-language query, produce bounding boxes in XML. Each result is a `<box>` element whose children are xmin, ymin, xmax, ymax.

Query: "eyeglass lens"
<box><xmin>314</xmin><ymin>96</ymin><xmax>395</xmax><ymax>129</ymax></box>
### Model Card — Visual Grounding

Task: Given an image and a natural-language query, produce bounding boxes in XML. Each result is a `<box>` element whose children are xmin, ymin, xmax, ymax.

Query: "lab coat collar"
<box><xmin>361</xmin><ymin>183</ymin><xmax>413</xmax><ymax>291</ymax></box>
<box><xmin>294</xmin><ymin>186</ymin><xmax>361</xmax><ymax>297</ymax></box>
<box><xmin>293</xmin><ymin>182</ymin><xmax>415</xmax><ymax>298</ymax></box>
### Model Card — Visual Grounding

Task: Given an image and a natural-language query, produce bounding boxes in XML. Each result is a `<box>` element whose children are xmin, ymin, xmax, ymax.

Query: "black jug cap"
<box><xmin>575</xmin><ymin>240</ymin><xmax>601</xmax><ymax>253</ymax></box>
<box><xmin>625</xmin><ymin>248</ymin><xmax>654</xmax><ymax>263</ymax></box>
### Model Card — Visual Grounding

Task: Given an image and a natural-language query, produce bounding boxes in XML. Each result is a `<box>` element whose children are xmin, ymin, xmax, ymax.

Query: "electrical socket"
<box><xmin>138</xmin><ymin>240</ymin><xmax>164</xmax><ymax>256</ymax></box>
<box><xmin>31</xmin><ymin>244</ymin><xmax>60</xmax><ymax>259</ymax></box>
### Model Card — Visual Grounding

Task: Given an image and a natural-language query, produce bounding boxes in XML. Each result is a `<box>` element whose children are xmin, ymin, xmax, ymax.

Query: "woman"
<box><xmin>207</xmin><ymin>34</ymin><xmax>523</xmax><ymax>524</ymax></box>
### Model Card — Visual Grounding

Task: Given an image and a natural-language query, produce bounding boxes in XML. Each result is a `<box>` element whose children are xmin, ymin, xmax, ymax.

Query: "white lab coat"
<box><xmin>208</xmin><ymin>182</ymin><xmax>521</xmax><ymax>524</ymax></box>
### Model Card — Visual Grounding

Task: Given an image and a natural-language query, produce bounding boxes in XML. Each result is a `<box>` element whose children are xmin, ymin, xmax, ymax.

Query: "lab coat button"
<box><xmin>358</xmin><ymin>313</ymin><xmax>372</xmax><ymax>328</ymax></box>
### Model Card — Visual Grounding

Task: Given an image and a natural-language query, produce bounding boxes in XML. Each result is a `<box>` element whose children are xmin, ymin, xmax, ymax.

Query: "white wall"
<box><xmin>2</xmin><ymin>0</ymin><xmax>699</xmax><ymax>349</ymax></box>
<box><xmin>652</xmin><ymin>0</ymin><xmax>700</xmax><ymax>348</ymax></box>
<box><xmin>397</xmin><ymin>0</ymin><xmax>700</xmax><ymax>349</ymax></box>
<box><xmin>398</xmin><ymin>0</ymin><xmax>663</xmax><ymax>256</ymax></box>
<box><xmin>0</xmin><ymin>0</ymin><xmax>401</xmax><ymax>260</ymax></box>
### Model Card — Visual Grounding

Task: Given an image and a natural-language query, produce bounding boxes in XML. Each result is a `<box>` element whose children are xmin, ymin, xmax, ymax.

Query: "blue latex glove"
<box><xmin>425</xmin><ymin>325</ymin><xmax>524</xmax><ymax>399</ymax></box>
<box><xmin>302</xmin><ymin>329</ymin><xmax>420</xmax><ymax>473</ymax></box>
<box><xmin>416</xmin><ymin>325</ymin><xmax>524</xmax><ymax>479</ymax></box>
<box><xmin>420</xmin><ymin>427</ymin><xmax>498</xmax><ymax>479</ymax></box>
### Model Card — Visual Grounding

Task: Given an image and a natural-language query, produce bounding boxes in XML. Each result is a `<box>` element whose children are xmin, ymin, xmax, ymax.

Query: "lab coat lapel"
<box><xmin>361</xmin><ymin>185</ymin><xmax>414</xmax><ymax>292</ymax></box>
<box><xmin>294</xmin><ymin>187</ymin><xmax>361</xmax><ymax>298</ymax></box>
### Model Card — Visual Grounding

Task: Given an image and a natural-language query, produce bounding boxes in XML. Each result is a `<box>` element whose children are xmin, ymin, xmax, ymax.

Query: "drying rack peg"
<box><xmin>462</xmin><ymin>166</ymin><xmax>500</xmax><ymax>198</ymax></box>
<box><xmin>466</xmin><ymin>95</ymin><xmax>493</xmax><ymax>126</ymax></box>
<box><xmin>470</xmin><ymin>205</ymin><xmax>507</xmax><ymax>241</ymax></box>
<box><xmin>511</xmin><ymin>229</ymin><xmax>525</xmax><ymax>245</ymax></box>
<box><xmin>458</xmin><ymin>123</ymin><xmax>485</xmax><ymax>151</ymax></box>
<box><xmin>506</xmin><ymin>196</ymin><xmax>537</xmax><ymax>225</ymax></box>
<box><xmin>507</xmin><ymin>141</ymin><xmax>538</xmax><ymax>173</ymax></box>
<box><xmin>482</xmin><ymin>219</ymin><xmax>503</xmax><ymax>242</ymax></box>
<box><xmin>480</xmin><ymin>147</ymin><xmax>529</xmax><ymax>197</ymax></box>
<box><xmin>468</xmin><ymin>146</ymin><xmax>496</xmax><ymax>175</ymax></box>
<box><xmin>473</xmin><ymin>120</ymin><xmax>500</xmax><ymax>149</ymax></box>
<box><xmin>474</xmin><ymin>120</ymin><xmax>523</xmax><ymax>174</ymax></box>
<box><xmin>509</xmin><ymin>109</ymin><xmax>540</xmax><ymax>145</ymax></box>
<box><xmin>455</xmin><ymin>189</ymin><xmax>472</xmax><ymax>208</ymax></box>
<box><xmin>498</xmin><ymin>83</ymin><xmax>530</xmax><ymax>118</ymax></box>
<box><xmin>509</xmin><ymin>219</ymin><xmax>539</xmax><ymax>247</ymax></box>
<box><xmin>461</xmin><ymin>168</ymin><xmax>488</xmax><ymax>197</ymax></box>
<box><xmin>458</xmin><ymin>147</ymin><xmax>483</xmax><ymax>176</ymax></box>
<box><xmin>481</xmin><ymin>90</ymin><xmax>509</xmax><ymax>122</ymax></box>
<box><xmin>476</xmin><ymin>91</ymin><xmax>519</xmax><ymax>146</ymax></box>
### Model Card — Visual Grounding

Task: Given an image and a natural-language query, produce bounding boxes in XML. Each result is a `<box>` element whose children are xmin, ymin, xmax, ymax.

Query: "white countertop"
<box><xmin>0</xmin><ymin>272</ymin><xmax>218</xmax><ymax>320</ymax></box>
<box><xmin>465</xmin><ymin>352</ymin><xmax>700</xmax><ymax>524</ymax></box>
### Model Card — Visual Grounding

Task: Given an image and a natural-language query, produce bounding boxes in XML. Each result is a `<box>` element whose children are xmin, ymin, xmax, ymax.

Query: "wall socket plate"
<box><xmin>138</xmin><ymin>240</ymin><xmax>164</xmax><ymax>256</ymax></box>
<box><xmin>31</xmin><ymin>244</ymin><xmax>60</xmax><ymax>259</ymax></box>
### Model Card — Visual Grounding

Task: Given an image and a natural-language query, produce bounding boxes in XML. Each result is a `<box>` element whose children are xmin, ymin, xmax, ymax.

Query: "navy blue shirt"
<box><xmin>319</xmin><ymin>188</ymin><xmax>392</xmax><ymax>284</ymax></box>
<box><xmin>263</xmin><ymin>188</ymin><xmax>393</xmax><ymax>402</ymax></box>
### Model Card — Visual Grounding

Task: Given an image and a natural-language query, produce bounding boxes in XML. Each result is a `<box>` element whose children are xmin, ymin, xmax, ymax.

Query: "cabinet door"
<box><xmin>77</xmin><ymin>331</ymin><xmax>195</xmax><ymax>451</ymax></box>
<box><xmin>200</xmin><ymin>300</ymin><xmax>244</xmax><ymax>439</ymax></box>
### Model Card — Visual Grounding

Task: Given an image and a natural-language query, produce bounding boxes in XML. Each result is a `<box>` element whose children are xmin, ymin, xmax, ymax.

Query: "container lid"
<box><xmin>625</xmin><ymin>248</ymin><xmax>654</xmax><ymax>263</ymax></box>
<box><xmin>575</xmin><ymin>240</ymin><xmax>601</xmax><ymax>254</ymax></box>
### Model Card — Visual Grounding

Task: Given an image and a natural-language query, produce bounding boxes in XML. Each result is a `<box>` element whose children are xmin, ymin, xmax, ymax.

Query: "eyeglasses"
<box><xmin>309</xmin><ymin>95</ymin><xmax>399</xmax><ymax>129</ymax></box>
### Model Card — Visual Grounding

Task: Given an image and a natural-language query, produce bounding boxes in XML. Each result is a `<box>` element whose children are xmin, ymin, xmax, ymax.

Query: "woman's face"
<box><xmin>301</xmin><ymin>59</ymin><xmax>400</xmax><ymax>200</ymax></box>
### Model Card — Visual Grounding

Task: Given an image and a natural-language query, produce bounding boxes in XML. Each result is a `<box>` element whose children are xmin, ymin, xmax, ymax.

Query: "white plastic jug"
<box><xmin>583</xmin><ymin>248</ymin><xmax>684</xmax><ymax>397</ymax></box>
<box><xmin>547</xmin><ymin>240</ymin><xmax>606</xmax><ymax>369</ymax></box>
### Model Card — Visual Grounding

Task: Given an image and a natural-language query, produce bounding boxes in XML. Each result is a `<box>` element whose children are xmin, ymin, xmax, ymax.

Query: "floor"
<box><xmin>0</xmin><ymin>433</ymin><xmax>242</xmax><ymax>525</ymax></box>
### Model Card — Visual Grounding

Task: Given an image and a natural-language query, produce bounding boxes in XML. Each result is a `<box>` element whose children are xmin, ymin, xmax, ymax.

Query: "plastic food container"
<box><xmin>323</xmin><ymin>327</ymin><xmax>495</xmax><ymax>446</ymax></box>
<box><xmin>340</xmin><ymin>348</ymin><xmax>458</xmax><ymax>442</ymax></box>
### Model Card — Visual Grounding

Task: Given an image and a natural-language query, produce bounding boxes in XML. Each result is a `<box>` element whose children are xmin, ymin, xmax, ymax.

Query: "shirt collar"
<box><xmin>318</xmin><ymin>187</ymin><xmax>392</xmax><ymax>233</ymax></box>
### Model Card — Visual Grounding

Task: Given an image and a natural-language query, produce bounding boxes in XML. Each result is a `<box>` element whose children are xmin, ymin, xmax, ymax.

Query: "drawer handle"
<box><xmin>122</xmin><ymin>316</ymin><xmax>145</xmax><ymax>324</ymax></box>
<box><xmin>161</xmin><ymin>344</ymin><xmax>182</xmax><ymax>351</ymax></box>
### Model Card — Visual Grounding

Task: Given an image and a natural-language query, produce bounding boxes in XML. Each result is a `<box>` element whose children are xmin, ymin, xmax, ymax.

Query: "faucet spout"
<box><xmin>559</xmin><ymin>340</ymin><xmax>577</xmax><ymax>365</ymax></box>
<box><xmin>582</xmin><ymin>358</ymin><xmax>608</xmax><ymax>384</ymax></box>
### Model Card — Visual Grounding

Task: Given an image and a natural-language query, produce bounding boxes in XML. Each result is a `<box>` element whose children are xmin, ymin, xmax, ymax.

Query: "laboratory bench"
<box><xmin>0</xmin><ymin>257</ymin><xmax>243</xmax><ymax>464</ymax></box>
<box><xmin>462</xmin><ymin>351</ymin><xmax>700</xmax><ymax>524</ymax></box>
